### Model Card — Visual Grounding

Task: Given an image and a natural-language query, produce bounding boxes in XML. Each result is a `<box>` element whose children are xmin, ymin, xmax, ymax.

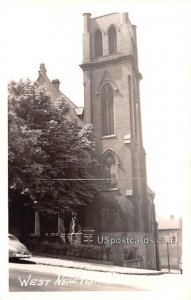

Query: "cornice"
<box><xmin>80</xmin><ymin>54</ymin><xmax>142</xmax><ymax>79</ymax></box>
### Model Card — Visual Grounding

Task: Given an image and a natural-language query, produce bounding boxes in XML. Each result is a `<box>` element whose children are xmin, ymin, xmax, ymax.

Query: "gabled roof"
<box><xmin>157</xmin><ymin>215</ymin><xmax>182</xmax><ymax>230</ymax></box>
<box><xmin>37</xmin><ymin>63</ymin><xmax>84</xmax><ymax>126</ymax></box>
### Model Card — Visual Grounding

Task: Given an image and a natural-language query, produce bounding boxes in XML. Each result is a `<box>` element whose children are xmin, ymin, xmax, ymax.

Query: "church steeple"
<box><xmin>80</xmin><ymin>13</ymin><xmax>157</xmax><ymax>265</ymax></box>
<box><xmin>81</xmin><ymin>12</ymin><xmax>142</xmax><ymax>146</ymax></box>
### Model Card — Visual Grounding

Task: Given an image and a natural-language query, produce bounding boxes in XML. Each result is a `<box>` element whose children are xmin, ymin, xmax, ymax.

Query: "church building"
<box><xmin>10</xmin><ymin>12</ymin><xmax>159</xmax><ymax>270</ymax></box>
<box><xmin>79</xmin><ymin>13</ymin><xmax>159</xmax><ymax>269</ymax></box>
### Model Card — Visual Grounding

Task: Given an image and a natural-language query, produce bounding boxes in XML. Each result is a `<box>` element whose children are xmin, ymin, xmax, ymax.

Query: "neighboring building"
<box><xmin>9</xmin><ymin>12</ymin><xmax>159</xmax><ymax>270</ymax></box>
<box><xmin>157</xmin><ymin>215</ymin><xmax>182</xmax><ymax>269</ymax></box>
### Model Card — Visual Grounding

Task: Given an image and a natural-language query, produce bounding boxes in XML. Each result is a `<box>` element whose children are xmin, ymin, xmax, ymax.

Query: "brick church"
<box><xmin>79</xmin><ymin>12</ymin><xmax>158</xmax><ymax>269</ymax></box>
<box><xmin>10</xmin><ymin>12</ymin><xmax>159</xmax><ymax>269</ymax></box>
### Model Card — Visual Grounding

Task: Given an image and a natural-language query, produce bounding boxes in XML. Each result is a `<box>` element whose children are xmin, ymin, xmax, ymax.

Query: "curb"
<box><xmin>30</xmin><ymin>256</ymin><xmax>164</xmax><ymax>276</ymax></box>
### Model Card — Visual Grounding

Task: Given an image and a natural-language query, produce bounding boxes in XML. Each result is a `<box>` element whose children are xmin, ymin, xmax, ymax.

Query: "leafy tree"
<box><xmin>8</xmin><ymin>79</ymin><xmax>99</xmax><ymax>218</ymax></box>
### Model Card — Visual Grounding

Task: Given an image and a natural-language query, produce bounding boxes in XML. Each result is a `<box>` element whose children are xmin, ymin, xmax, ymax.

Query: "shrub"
<box><xmin>30</xmin><ymin>240</ymin><xmax>110</xmax><ymax>260</ymax></box>
<box><xmin>66</xmin><ymin>244</ymin><xmax>102</xmax><ymax>259</ymax></box>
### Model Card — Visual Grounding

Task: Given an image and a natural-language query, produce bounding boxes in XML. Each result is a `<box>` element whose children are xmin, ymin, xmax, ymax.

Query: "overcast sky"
<box><xmin>0</xmin><ymin>0</ymin><xmax>191</xmax><ymax>219</ymax></box>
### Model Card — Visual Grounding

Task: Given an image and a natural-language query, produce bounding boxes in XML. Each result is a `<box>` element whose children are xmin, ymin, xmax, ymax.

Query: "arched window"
<box><xmin>101</xmin><ymin>83</ymin><xmax>114</xmax><ymax>136</ymax></box>
<box><xmin>108</xmin><ymin>26</ymin><xmax>117</xmax><ymax>54</ymax></box>
<box><xmin>104</xmin><ymin>205</ymin><xmax>118</xmax><ymax>223</ymax></box>
<box><xmin>95</xmin><ymin>30</ymin><xmax>103</xmax><ymax>57</ymax></box>
<box><xmin>101</xmin><ymin>151</ymin><xmax>116</xmax><ymax>189</ymax></box>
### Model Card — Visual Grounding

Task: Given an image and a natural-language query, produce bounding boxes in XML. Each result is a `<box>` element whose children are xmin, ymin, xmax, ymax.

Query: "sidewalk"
<box><xmin>29</xmin><ymin>255</ymin><xmax>164</xmax><ymax>275</ymax></box>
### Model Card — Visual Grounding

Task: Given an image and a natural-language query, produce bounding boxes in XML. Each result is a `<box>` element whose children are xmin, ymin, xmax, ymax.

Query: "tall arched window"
<box><xmin>104</xmin><ymin>205</ymin><xmax>118</xmax><ymax>223</ymax></box>
<box><xmin>108</xmin><ymin>25</ymin><xmax>117</xmax><ymax>54</ymax></box>
<box><xmin>101</xmin><ymin>150</ymin><xmax>116</xmax><ymax>189</ymax></box>
<box><xmin>95</xmin><ymin>30</ymin><xmax>103</xmax><ymax>57</ymax></box>
<box><xmin>101</xmin><ymin>83</ymin><xmax>114</xmax><ymax>136</ymax></box>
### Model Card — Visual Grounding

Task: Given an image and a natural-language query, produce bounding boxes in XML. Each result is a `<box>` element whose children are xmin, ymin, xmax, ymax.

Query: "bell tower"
<box><xmin>80</xmin><ymin>12</ymin><xmax>154</xmax><ymax>236</ymax></box>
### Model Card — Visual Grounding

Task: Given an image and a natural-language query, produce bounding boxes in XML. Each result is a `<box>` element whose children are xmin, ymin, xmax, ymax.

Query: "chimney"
<box><xmin>52</xmin><ymin>79</ymin><xmax>60</xmax><ymax>91</ymax></box>
<box><xmin>38</xmin><ymin>63</ymin><xmax>47</xmax><ymax>76</ymax></box>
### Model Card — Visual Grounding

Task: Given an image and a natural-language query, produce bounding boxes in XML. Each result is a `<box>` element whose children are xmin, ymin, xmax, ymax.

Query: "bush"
<box><xmin>29</xmin><ymin>239</ymin><xmax>110</xmax><ymax>260</ymax></box>
<box><xmin>24</xmin><ymin>238</ymin><xmax>40</xmax><ymax>250</ymax></box>
<box><xmin>65</xmin><ymin>244</ymin><xmax>102</xmax><ymax>259</ymax></box>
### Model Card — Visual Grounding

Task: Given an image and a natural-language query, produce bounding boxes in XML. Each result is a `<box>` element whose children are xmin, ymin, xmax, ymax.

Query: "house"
<box><xmin>157</xmin><ymin>215</ymin><xmax>182</xmax><ymax>269</ymax></box>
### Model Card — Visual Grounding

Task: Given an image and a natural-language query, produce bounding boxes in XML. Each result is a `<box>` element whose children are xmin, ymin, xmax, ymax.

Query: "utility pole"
<box><xmin>166</xmin><ymin>239</ymin><xmax>170</xmax><ymax>272</ymax></box>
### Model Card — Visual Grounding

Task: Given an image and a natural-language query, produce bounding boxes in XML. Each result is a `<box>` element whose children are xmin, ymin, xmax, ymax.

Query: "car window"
<box><xmin>9</xmin><ymin>235</ymin><xmax>19</xmax><ymax>241</ymax></box>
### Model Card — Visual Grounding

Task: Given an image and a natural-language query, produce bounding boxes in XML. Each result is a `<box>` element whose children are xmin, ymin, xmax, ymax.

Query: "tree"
<box><xmin>8</xmin><ymin>79</ymin><xmax>99</xmax><ymax>218</ymax></box>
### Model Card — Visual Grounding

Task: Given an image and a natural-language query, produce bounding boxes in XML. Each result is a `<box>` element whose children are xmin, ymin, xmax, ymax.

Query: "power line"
<box><xmin>22</xmin><ymin>177</ymin><xmax>146</xmax><ymax>181</ymax></box>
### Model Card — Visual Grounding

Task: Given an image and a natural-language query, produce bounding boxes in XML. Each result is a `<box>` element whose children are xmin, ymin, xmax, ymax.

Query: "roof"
<box><xmin>37</xmin><ymin>64</ymin><xmax>83</xmax><ymax>126</ymax></box>
<box><xmin>156</xmin><ymin>215</ymin><xmax>182</xmax><ymax>230</ymax></box>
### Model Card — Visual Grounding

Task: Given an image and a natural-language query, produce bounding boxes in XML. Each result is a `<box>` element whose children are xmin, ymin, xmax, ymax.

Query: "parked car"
<box><xmin>9</xmin><ymin>234</ymin><xmax>31</xmax><ymax>259</ymax></box>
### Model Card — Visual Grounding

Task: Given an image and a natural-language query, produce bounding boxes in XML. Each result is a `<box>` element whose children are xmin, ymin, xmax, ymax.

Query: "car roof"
<box><xmin>8</xmin><ymin>233</ymin><xmax>19</xmax><ymax>239</ymax></box>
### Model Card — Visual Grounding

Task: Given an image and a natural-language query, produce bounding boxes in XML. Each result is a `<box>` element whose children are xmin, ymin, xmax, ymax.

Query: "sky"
<box><xmin>0</xmin><ymin>0</ymin><xmax>191</xmax><ymax>220</ymax></box>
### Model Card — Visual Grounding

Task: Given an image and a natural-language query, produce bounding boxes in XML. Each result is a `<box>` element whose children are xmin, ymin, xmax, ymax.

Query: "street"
<box><xmin>9</xmin><ymin>259</ymin><xmax>184</xmax><ymax>292</ymax></box>
<box><xmin>9</xmin><ymin>261</ymin><xmax>144</xmax><ymax>291</ymax></box>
